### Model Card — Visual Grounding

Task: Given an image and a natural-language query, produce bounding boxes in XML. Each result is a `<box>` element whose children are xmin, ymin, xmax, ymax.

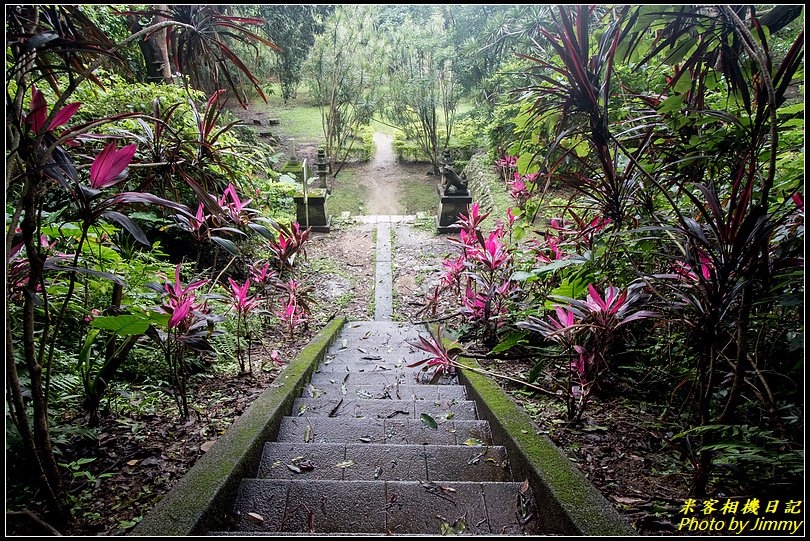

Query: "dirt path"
<box><xmin>345</xmin><ymin>133</ymin><xmax>435</xmax><ymax>215</ymax></box>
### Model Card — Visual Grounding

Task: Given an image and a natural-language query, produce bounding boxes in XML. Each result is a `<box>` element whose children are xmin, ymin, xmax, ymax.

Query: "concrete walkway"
<box><xmin>374</xmin><ymin>220</ymin><xmax>393</xmax><ymax>321</ymax></box>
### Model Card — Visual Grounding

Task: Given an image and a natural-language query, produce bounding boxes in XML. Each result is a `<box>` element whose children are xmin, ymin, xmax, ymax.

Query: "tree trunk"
<box><xmin>21</xmin><ymin>179</ymin><xmax>69</xmax><ymax>522</ymax></box>
<box><xmin>126</xmin><ymin>15</ymin><xmax>164</xmax><ymax>83</ymax></box>
<box><xmin>156</xmin><ymin>5</ymin><xmax>174</xmax><ymax>83</ymax></box>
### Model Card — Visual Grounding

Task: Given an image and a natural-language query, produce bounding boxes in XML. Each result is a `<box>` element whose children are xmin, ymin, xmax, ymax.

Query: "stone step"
<box><xmin>291</xmin><ymin>398</ymin><xmax>478</xmax><ymax>420</ymax></box>
<box><xmin>231</xmin><ymin>479</ymin><xmax>537</xmax><ymax>534</ymax></box>
<box><xmin>276</xmin><ymin>417</ymin><xmax>492</xmax><ymax>446</ymax></box>
<box><xmin>257</xmin><ymin>443</ymin><xmax>511</xmax><ymax>482</ymax></box>
<box><xmin>302</xmin><ymin>383</ymin><xmax>467</xmax><ymax>401</ymax></box>
<box><xmin>339</xmin><ymin>320</ymin><xmax>423</xmax><ymax>335</ymax></box>
<box><xmin>308</xmin><ymin>370</ymin><xmax>456</xmax><ymax>387</ymax></box>
<box><xmin>322</xmin><ymin>350</ymin><xmax>430</xmax><ymax>365</ymax></box>
<box><xmin>314</xmin><ymin>365</ymin><xmax>432</xmax><ymax>380</ymax></box>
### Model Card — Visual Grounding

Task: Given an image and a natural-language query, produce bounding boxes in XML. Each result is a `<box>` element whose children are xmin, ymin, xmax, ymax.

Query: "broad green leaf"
<box><xmin>534</xmin><ymin>257</ymin><xmax>586</xmax><ymax>274</ymax></box>
<box><xmin>517</xmin><ymin>153</ymin><xmax>540</xmax><ymax>176</ymax></box>
<box><xmin>658</xmin><ymin>94</ymin><xmax>685</xmax><ymax>114</ymax></box>
<box><xmin>90</xmin><ymin>314</ymin><xmax>149</xmax><ymax>336</ymax></box>
<box><xmin>510</xmin><ymin>271</ymin><xmax>533</xmax><ymax>282</ymax></box>
<box><xmin>78</xmin><ymin>329</ymin><xmax>101</xmax><ymax>371</ymax></box>
<box><xmin>490</xmin><ymin>331</ymin><xmax>528</xmax><ymax>354</ymax></box>
<box><xmin>420</xmin><ymin>413</ymin><xmax>438</xmax><ymax>429</ymax></box>
<box><xmin>463</xmin><ymin>438</ymin><xmax>484</xmax><ymax>446</ymax></box>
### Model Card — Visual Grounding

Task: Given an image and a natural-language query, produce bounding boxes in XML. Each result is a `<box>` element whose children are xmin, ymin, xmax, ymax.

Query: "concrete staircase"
<box><xmin>220</xmin><ymin>321</ymin><xmax>538</xmax><ymax>535</ymax></box>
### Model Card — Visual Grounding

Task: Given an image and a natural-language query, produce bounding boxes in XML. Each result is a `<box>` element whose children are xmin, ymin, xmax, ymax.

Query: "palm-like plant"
<box><xmin>512</xmin><ymin>4</ymin><xmax>803</xmax><ymax>494</ymax></box>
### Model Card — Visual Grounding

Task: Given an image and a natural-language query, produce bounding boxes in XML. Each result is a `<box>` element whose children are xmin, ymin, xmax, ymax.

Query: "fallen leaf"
<box><xmin>520</xmin><ymin>479</ymin><xmax>530</xmax><ymax>494</ymax></box>
<box><xmin>358</xmin><ymin>347</ymin><xmax>368</xmax><ymax>354</ymax></box>
<box><xmin>304</xmin><ymin>423</ymin><xmax>313</xmax><ymax>443</ymax></box>
<box><xmin>374</xmin><ymin>466</ymin><xmax>383</xmax><ymax>479</ymax></box>
<box><xmin>335</xmin><ymin>460</ymin><xmax>355</xmax><ymax>469</ymax></box>
<box><xmin>358</xmin><ymin>436</ymin><xmax>373</xmax><ymax>443</ymax></box>
<box><xmin>445</xmin><ymin>411</ymin><xmax>455</xmax><ymax>420</ymax></box>
<box><xmin>126</xmin><ymin>459</ymin><xmax>140</xmax><ymax>466</ymax></box>
<box><xmin>340</xmin><ymin>339</ymin><xmax>348</xmax><ymax>349</ymax></box>
<box><xmin>286</xmin><ymin>463</ymin><xmax>302</xmax><ymax>474</ymax></box>
<box><xmin>200</xmin><ymin>440</ymin><xmax>216</xmax><ymax>452</ymax></box>
<box><xmin>246</xmin><ymin>512</ymin><xmax>264</xmax><ymax>524</ymax></box>
<box><xmin>612</xmin><ymin>496</ymin><xmax>645</xmax><ymax>505</ymax></box>
<box><xmin>328</xmin><ymin>399</ymin><xmax>344</xmax><ymax>417</ymax></box>
<box><xmin>463</xmin><ymin>438</ymin><xmax>484</xmax><ymax>446</ymax></box>
<box><xmin>420</xmin><ymin>413</ymin><xmax>438</xmax><ymax>429</ymax></box>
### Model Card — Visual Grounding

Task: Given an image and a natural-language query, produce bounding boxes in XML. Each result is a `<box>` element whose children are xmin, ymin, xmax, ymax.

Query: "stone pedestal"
<box><xmin>294</xmin><ymin>192</ymin><xmax>331</xmax><ymax>233</ymax></box>
<box><xmin>280</xmin><ymin>160</ymin><xmax>302</xmax><ymax>181</ymax></box>
<box><xmin>436</xmin><ymin>185</ymin><xmax>472</xmax><ymax>233</ymax></box>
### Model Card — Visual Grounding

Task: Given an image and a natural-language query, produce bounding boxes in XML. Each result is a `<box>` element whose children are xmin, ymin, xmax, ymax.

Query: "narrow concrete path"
<box><xmin>374</xmin><ymin>220</ymin><xmax>393</xmax><ymax>321</ymax></box>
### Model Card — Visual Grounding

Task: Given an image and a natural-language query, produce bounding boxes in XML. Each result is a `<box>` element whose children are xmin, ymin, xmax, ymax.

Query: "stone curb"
<box><xmin>455</xmin><ymin>355</ymin><xmax>636</xmax><ymax>536</ymax></box>
<box><xmin>130</xmin><ymin>316</ymin><xmax>347</xmax><ymax>536</ymax></box>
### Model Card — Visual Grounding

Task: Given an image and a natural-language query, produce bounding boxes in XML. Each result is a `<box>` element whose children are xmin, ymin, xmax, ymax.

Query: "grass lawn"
<box><xmin>399</xmin><ymin>176</ymin><xmax>439</xmax><ymax>215</ymax></box>
<box><xmin>328</xmin><ymin>169</ymin><xmax>368</xmax><ymax>216</ymax></box>
<box><xmin>257</xmin><ymin>83</ymin><xmax>324</xmax><ymax>141</ymax></box>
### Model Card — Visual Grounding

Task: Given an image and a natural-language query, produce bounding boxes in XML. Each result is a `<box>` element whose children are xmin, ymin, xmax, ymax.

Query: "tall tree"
<box><xmin>383</xmin><ymin>9</ymin><xmax>459</xmax><ymax>174</ymax></box>
<box><xmin>305</xmin><ymin>6</ymin><xmax>384</xmax><ymax>175</ymax></box>
<box><xmin>259</xmin><ymin>5</ymin><xmax>332</xmax><ymax>102</ymax></box>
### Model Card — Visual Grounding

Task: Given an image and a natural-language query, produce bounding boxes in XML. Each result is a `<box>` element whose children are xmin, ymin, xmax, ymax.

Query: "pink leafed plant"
<box><xmin>227</xmin><ymin>277</ymin><xmax>260</xmax><ymax>314</ymax></box>
<box><xmin>26</xmin><ymin>85</ymin><xmax>81</xmax><ymax>135</ymax></box>
<box><xmin>471</xmin><ymin>231</ymin><xmax>510</xmax><ymax>271</ymax></box>
<box><xmin>456</xmin><ymin>202</ymin><xmax>491</xmax><ymax>234</ymax></box>
<box><xmin>89</xmin><ymin>141</ymin><xmax>138</xmax><ymax>189</ymax></box>
<box><xmin>406</xmin><ymin>328</ymin><xmax>463</xmax><ymax>378</ymax></box>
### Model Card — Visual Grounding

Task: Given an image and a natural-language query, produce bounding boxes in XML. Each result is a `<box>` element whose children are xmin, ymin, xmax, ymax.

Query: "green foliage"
<box><xmin>250</xmin><ymin>5</ymin><xmax>334</xmax><ymax>101</ymax></box>
<box><xmin>382</xmin><ymin>8</ymin><xmax>460</xmax><ymax>173</ymax></box>
<box><xmin>304</xmin><ymin>6</ymin><xmax>385</xmax><ymax>175</ymax></box>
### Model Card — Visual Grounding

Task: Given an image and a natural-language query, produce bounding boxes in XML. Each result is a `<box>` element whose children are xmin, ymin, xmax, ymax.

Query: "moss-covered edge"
<box><xmin>130</xmin><ymin>316</ymin><xmax>347</xmax><ymax>536</ymax></box>
<box><xmin>454</xmin><ymin>354</ymin><xmax>636</xmax><ymax>536</ymax></box>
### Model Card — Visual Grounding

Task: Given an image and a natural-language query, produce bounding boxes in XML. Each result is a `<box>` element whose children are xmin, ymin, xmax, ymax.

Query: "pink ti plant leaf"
<box><xmin>249</xmin><ymin>260</ymin><xmax>276</xmax><ymax>285</ymax></box>
<box><xmin>456</xmin><ymin>202</ymin><xmax>491</xmax><ymax>233</ymax></box>
<box><xmin>406</xmin><ymin>328</ymin><xmax>462</xmax><ymax>375</ymax></box>
<box><xmin>168</xmin><ymin>296</ymin><xmax>194</xmax><ymax>329</ymax></box>
<box><xmin>89</xmin><ymin>141</ymin><xmax>138</xmax><ymax>189</ymax></box>
<box><xmin>227</xmin><ymin>277</ymin><xmax>260</xmax><ymax>314</ymax></box>
<box><xmin>164</xmin><ymin>263</ymin><xmax>208</xmax><ymax>301</ymax></box>
<box><xmin>472</xmin><ymin>231</ymin><xmax>510</xmax><ymax>271</ymax></box>
<box><xmin>26</xmin><ymin>85</ymin><xmax>81</xmax><ymax>135</ymax></box>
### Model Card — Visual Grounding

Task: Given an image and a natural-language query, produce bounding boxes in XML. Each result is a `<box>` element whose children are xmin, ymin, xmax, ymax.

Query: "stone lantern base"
<box><xmin>294</xmin><ymin>192</ymin><xmax>331</xmax><ymax>233</ymax></box>
<box><xmin>436</xmin><ymin>185</ymin><xmax>472</xmax><ymax>234</ymax></box>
